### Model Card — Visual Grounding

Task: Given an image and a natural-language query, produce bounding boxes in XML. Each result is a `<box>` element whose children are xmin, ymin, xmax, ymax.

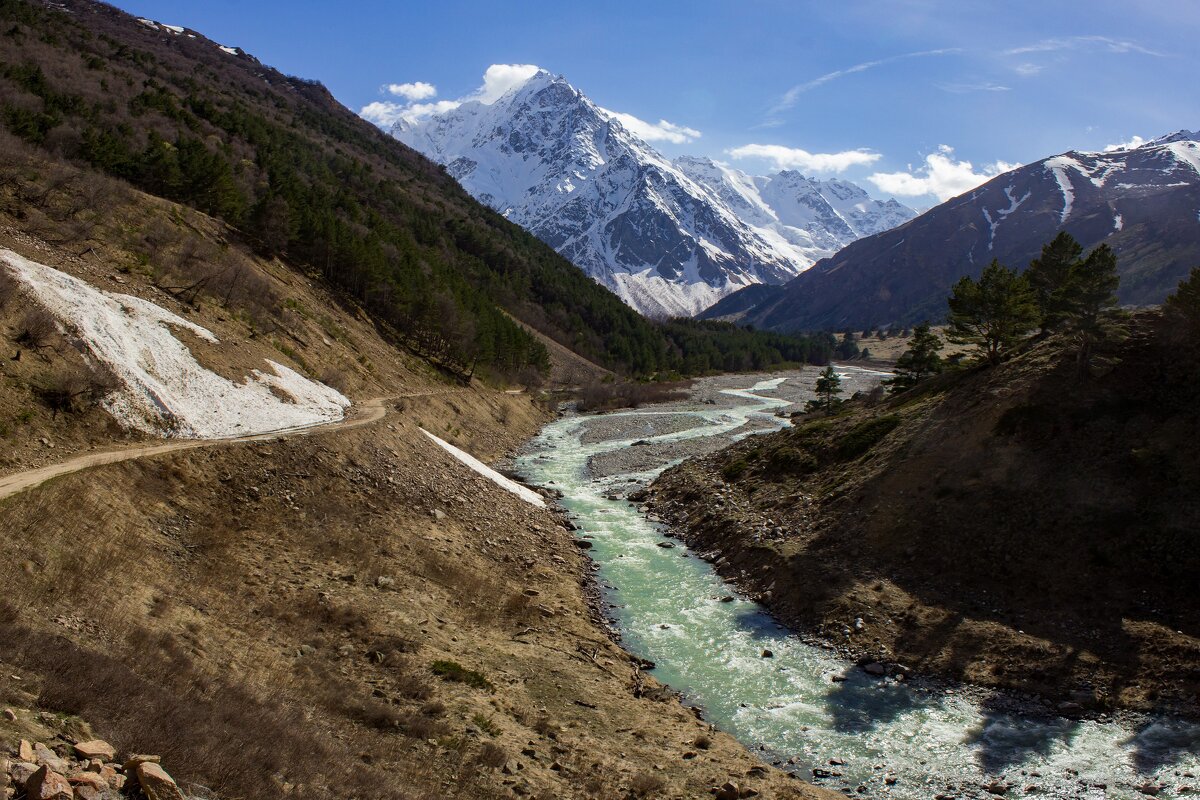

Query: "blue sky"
<box><xmin>119</xmin><ymin>1</ymin><xmax>1197</xmax><ymax>207</ymax></box>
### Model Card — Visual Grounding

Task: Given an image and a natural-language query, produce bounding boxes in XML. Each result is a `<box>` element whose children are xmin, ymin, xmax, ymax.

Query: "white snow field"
<box><xmin>1</xmin><ymin>249</ymin><xmax>350</xmax><ymax>439</ymax></box>
<box><xmin>420</xmin><ymin>428</ymin><xmax>546</xmax><ymax>508</ymax></box>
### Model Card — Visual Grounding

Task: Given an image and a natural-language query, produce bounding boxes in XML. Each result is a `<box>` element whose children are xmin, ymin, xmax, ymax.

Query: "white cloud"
<box><xmin>384</xmin><ymin>81</ymin><xmax>437</xmax><ymax>101</ymax></box>
<box><xmin>360</xmin><ymin>64</ymin><xmax>702</xmax><ymax>145</ymax></box>
<box><xmin>1013</xmin><ymin>62</ymin><xmax>1044</xmax><ymax>77</ymax></box>
<box><xmin>469</xmin><ymin>64</ymin><xmax>542</xmax><ymax>104</ymax></box>
<box><xmin>359</xmin><ymin>99</ymin><xmax>460</xmax><ymax>127</ymax></box>
<box><xmin>1103</xmin><ymin>135</ymin><xmax>1146</xmax><ymax>151</ymax></box>
<box><xmin>866</xmin><ymin>145</ymin><xmax>1018</xmax><ymax>202</ymax></box>
<box><xmin>361</xmin><ymin>64</ymin><xmax>542</xmax><ymax>127</ymax></box>
<box><xmin>727</xmin><ymin>143</ymin><xmax>881</xmax><ymax>173</ymax></box>
<box><xmin>601</xmin><ymin>109</ymin><xmax>701</xmax><ymax>144</ymax></box>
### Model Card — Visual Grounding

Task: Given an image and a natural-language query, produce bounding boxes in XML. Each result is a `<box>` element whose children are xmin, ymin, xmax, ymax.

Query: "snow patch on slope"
<box><xmin>420</xmin><ymin>429</ymin><xmax>545</xmax><ymax>508</ymax></box>
<box><xmin>1044</xmin><ymin>156</ymin><xmax>1079</xmax><ymax>223</ymax></box>
<box><xmin>1</xmin><ymin>250</ymin><xmax>349</xmax><ymax>438</ymax></box>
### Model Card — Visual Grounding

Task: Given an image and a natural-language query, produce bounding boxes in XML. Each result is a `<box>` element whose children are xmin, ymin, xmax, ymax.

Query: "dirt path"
<box><xmin>0</xmin><ymin>396</ymin><xmax>393</xmax><ymax>502</ymax></box>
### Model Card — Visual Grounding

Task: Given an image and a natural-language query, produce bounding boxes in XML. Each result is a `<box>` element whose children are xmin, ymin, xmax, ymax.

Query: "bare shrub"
<box><xmin>16</xmin><ymin>307</ymin><xmax>60</xmax><ymax>351</ymax></box>
<box><xmin>628</xmin><ymin>772</ymin><xmax>666</xmax><ymax>797</ymax></box>
<box><xmin>575</xmin><ymin>380</ymin><xmax>692</xmax><ymax>412</ymax></box>
<box><xmin>475</xmin><ymin>742</ymin><xmax>507</xmax><ymax>770</ymax></box>
<box><xmin>35</xmin><ymin>361</ymin><xmax>117</xmax><ymax>417</ymax></box>
<box><xmin>319</xmin><ymin>366</ymin><xmax>350</xmax><ymax>393</ymax></box>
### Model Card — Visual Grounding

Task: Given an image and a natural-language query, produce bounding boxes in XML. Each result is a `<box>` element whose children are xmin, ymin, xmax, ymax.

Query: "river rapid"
<box><xmin>514</xmin><ymin>369</ymin><xmax>1200</xmax><ymax>799</ymax></box>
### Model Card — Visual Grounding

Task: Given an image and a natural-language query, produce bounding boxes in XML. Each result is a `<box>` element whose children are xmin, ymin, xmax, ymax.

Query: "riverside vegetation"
<box><xmin>649</xmin><ymin>237</ymin><xmax>1200</xmax><ymax>714</ymax></box>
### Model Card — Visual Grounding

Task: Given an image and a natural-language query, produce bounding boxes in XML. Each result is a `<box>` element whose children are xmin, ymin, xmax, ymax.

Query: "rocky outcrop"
<box><xmin>3</xmin><ymin>738</ymin><xmax>188</xmax><ymax>800</ymax></box>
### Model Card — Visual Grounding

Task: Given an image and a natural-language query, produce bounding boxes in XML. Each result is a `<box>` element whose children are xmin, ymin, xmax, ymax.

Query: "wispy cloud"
<box><xmin>769</xmin><ymin>48</ymin><xmax>962</xmax><ymax>115</ymax></box>
<box><xmin>936</xmin><ymin>81</ymin><xmax>1010</xmax><ymax>94</ymax></box>
<box><xmin>1004</xmin><ymin>35</ymin><xmax>1165</xmax><ymax>57</ymax></box>
<box><xmin>728</xmin><ymin>143</ymin><xmax>881</xmax><ymax>173</ymax></box>
<box><xmin>601</xmin><ymin>109</ymin><xmax>701</xmax><ymax>144</ymax></box>
<box><xmin>1013</xmin><ymin>62</ymin><xmax>1044</xmax><ymax>77</ymax></box>
<box><xmin>866</xmin><ymin>145</ymin><xmax>1018</xmax><ymax>202</ymax></box>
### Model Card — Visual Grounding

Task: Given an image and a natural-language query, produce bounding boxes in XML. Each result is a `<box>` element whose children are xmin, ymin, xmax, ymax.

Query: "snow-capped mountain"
<box><xmin>704</xmin><ymin>130</ymin><xmax>1200</xmax><ymax>331</ymax></box>
<box><xmin>391</xmin><ymin>70</ymin><xmax>914</xmax><ymax>317</ymax></box>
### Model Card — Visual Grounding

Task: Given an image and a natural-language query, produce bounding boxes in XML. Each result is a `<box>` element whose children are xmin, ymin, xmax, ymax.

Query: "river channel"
<box><xmin>513</xmin><ymin>369</ymin><xmax>1200</xmax><ymax>799</ymax></box>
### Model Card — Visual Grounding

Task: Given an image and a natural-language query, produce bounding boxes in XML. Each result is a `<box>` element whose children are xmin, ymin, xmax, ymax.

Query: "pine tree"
<box><xmin>1164</xmin><ymin>267</ymin><xmax>1200</xmax><ymax>330</ymax></box>
<box><xmin>1025</xmin><ymin>231</ymin><xmax>1084</xmax><ymax>331</ymax></box>
<box><xmin>807</xmin><ymin>365</ymin><xmax>843</xmax><ymax>414</ymax></box>
<box><xmin>946</xmin><ymin>260</ymin><xmax>1039</xmax><ymax>365</ymax></box>
<box><xmin>887</xmin><ymin>321</ymin><xmax>943</xmax><ymax>393</ymax></box>
<box><xmin>1064</xmin><ymin>243</ymin><xmax>1123</xmax><ymax>371</ymax></box>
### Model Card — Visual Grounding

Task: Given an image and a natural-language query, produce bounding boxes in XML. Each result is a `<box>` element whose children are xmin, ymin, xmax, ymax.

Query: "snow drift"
<box><xmin>1</xmin><ymin>249</ymin><xmax>349</xmax><ymax>438</ymax></box>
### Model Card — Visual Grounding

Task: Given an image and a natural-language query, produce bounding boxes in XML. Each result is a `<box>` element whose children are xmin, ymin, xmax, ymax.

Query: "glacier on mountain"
<box><xmin>389</xmin><ymin>70</ymin><xmax>914</xmax><ymax>317</ymax></box>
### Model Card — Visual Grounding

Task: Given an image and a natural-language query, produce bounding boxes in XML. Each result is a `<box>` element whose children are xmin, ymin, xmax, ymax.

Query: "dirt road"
<box><xmin>0</xmin><ymin>396</ymin><xmax>391</xmax><ymax>502</ymax></box>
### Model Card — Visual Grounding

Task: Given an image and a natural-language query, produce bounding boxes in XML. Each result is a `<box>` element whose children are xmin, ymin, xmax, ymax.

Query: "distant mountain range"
<box><xmin>704</xmin><ymin>130</ymin><xmax>1200</xmax><ymax>331</ymax></box>
<box><xmin>392</xmin><ymin>71</ymin><xmax>914</xmax><ymax>317</ymax></box>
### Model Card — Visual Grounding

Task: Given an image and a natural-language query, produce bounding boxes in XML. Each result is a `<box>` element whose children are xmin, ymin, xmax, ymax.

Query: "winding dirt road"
<box><xmin>0</xmin><ymin>396</ymin><xmax>392</xmax><ymax>503</ymax></box>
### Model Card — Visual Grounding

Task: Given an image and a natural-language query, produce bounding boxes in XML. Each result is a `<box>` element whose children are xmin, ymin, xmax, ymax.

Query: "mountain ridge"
<box><xmin>391</xmin><ymin>70</ymin><xmax>914</xmax><ymax>317</ymax></box>
<box><xmin>706</xmin><ymin>129</ymin><xmax>1200</xmax><ymax>331</ymax></box>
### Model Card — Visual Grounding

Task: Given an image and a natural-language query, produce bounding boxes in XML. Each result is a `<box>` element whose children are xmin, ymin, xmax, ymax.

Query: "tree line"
<box><xmin>880</xmin><ymin>232</ymin><xmax>1199</xmax><ymax>395</ymax></box>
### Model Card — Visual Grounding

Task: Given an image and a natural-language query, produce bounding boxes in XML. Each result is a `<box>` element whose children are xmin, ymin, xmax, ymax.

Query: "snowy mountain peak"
<box><xmin>390</xmin><ymin>73</ymin><xmax>914</xmax><ymax>317</ymax></box>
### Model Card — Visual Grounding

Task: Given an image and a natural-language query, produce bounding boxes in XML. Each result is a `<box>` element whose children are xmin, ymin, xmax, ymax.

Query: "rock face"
<box><xmin>714</xmin><ymin>130</ymin><xmax>1200</xmax><ymax>331</ymax></box>
<box><xmin>392</xmin><ymin>71</ymin><xmax>913</xmax><ymax>318</ymax></box>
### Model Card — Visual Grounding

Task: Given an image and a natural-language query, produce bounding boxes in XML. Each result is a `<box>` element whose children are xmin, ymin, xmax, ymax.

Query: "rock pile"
<box><xmin>3</xmin><ymin>738</ymin><xmax>191</xmax><ymax>800</ymax></box>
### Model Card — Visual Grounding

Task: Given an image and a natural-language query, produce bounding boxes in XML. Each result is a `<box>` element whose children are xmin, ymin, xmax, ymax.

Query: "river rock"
<box><xmin>863</xmin><ymin>662</ymin><xmax>886</xmax><ymax>676</ymax></box>
<box><xmin>573</xmin><ymin>539</ymin><xmax>593</xmax><ymax>549</ymax></box>
<box><xmin>761</xmin><ymin>649</ymin><xmax>773</xmax><ymax>658</ymax></box>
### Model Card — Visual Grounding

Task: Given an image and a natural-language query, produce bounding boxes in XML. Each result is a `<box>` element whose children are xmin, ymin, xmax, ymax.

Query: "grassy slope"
<box><xmin>650</xmin><ymin>314</ymin><xmax>1200</xmax><ymax>714</ymax></box>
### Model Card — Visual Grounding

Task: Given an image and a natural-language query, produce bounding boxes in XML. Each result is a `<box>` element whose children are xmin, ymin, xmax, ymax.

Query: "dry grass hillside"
<box><xmin>649</xmin><ymin>314</ymin><xmax>1200</xmax><ymax>717</ymax></box>
<box><xmin>0</xmin><ymin>120</ymin><xmax>834</xmax><ymax>800</ymax></box>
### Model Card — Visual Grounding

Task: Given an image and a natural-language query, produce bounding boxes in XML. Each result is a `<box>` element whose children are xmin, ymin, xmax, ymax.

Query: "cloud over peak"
<box><xmin>602</xmin><ymin>110</ymin><xmax>701</xmax><ymax>144</ymax></box>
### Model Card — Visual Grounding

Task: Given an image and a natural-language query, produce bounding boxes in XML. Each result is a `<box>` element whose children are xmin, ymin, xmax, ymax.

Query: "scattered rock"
<box><xmin>32</xmin><ymin>744</ymin><xmax>66</xmax><ymax>773</ymax></box>
<box><xmin>1</xmin><ymin>708</ymin><xmax>14</xmax><ymax>721</ymax></box>
<box><xmin>18</xmin><ymin>741</ymin><xmax>34</xmax><ymax>763</ymax></box>
<box><xmin>25</xmin><ymin>766</ymin><xmax>72</xmax><ymax>800</ymax></box>
<box><xmin>10</xmin><ymin>762</ymin><xmax>38</xmax><ymax>787</ymax></box>
<box><xmin>134</xmin><ymin>761</ymin><xmax>186</xmax><ymax>800</ymax></box>
<box><xmin>374</xmin><ymin>576</ymin><xmax>395</xmax><ymax>589</ymax></box>
<box><xmin>863</xmin><ymin>662</ymin><xmax>886</xmax><ymax>676</ymax></box>
<box><xmin>713</xmin><ymin>780</ymin><xmax>740</xmax><ymax>800</ymax></box>
<box><xmin>73</xmin><ymin>741</ymin><xmax>116</xmax><ymax>762</ymax></box>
